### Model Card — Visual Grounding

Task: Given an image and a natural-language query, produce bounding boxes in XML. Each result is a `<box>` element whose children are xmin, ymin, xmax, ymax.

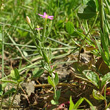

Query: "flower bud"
<box><xmin>51</xmin><ymin>73</ymin><xmax>55</xmax><ymax>78</ymax></box>
<box><xmin>26</xmin><ymin>16</ymin><xmax>31</xmax><ymax>24</ymax></box>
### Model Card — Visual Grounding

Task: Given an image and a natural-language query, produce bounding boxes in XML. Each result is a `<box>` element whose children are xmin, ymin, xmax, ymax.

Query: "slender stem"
<box><xmin>54</xmin><ymin>87</ymin><xmax>57</xmax><ymax>99</ymax></box>
<box><xmin>28</xmin><ymin>23</ymin><xmax>42</xmax><ymax>55</ymax></box>
<box><xmin>98</xmin><ymin>0</ymin><xmax>104</xmax><ymax>32</ymax></box>
<box><xmin>98</xmin><ymin>0</ymin><xmax>105</xmax><ymax>50</ymax></box>
<box><xmin>38</xmin><ymin>30</ymin><xmax>42</xmax><ymax>47</ymax></box>
<box><xmin>42</xmin><ymin>19</ymin><xmax>47</xmax><ymax>43</ymax></box>
<box><xmin>28</xmin><ymin>24</ymin><xmax>39</xmax><ymax>48</ymax></box>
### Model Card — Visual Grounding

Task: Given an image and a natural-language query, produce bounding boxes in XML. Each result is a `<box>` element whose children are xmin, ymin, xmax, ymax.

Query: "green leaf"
<box><xmin>54</xmin><ymin>73</ymin><xmax>59</xmax><ymax>86</ymax></box>
<box><xmin>1</xmin><ymin>80</ymin><xmax>17</xmax><ymax>84</ymax></box>
<box><xmin>48</xmin><ymin>76</ymin><xmax>55</xmax><ymax>87</ymax></box>
<box><xmin>83</xmin><ymin>70</ymin><xmax>99</xmax><ymax>88</ymax></box>
<box><xmin>101</xmin><ymin>72</ymin><xmax>110</xmax><ymax>87</ymax></box>
<box><xmin>56</xmin><ymin>20</ymin><xmax>64</xmax><ymax>29</ymax></box>
<box><xmin>94</xmin><ymin>0</ymin><xmax>99</xmax><ymax>11</ymax></box>
<box><xmin>101</xmin><ymin>32</ymin><xmax>109</xmax><ymax>55</ymax></box>
<box><xmin>66</xmin><ymin>21</ymin><xmax>74</xmax><ymax>34</ymax></box>
<box><xmin>3</xmin><ymin>88</ymin><xmax>16</xmax><ymax>96</ymax></box>
<box><xmin>67</xmin><ymin>0</ymin><xmax>82</xmax><ymax>14</ymax></box>
<box><xmin>78</xmin><ymin>0</ymin><xmax>96</xmax><ymax>19</ymax></box>
<box><xmin>23</xmin><ymin>51</ymin><xmax>28</xmax><ymax>57</ymax></box>
<box><xmin>72</xmin><ymin>29</ymin><xmax>85</xmax><ymax>38</ymax></box>
<box><xmin>42</xmin><ymin>50</ymin><xmax>50</xmax><ymax>64</ymax></box>
<box><xmin>2</xmin><ymin>83</ymin><xmax>7</xmax><ymax>90</ymax></box>
<box><xmin>0</xmin><ymin>33</ymin><xmax>2</xmax><ymax>41</ymax></box>
<box><xmin>32</xmin><ymin>68</ymin><xmax>44</xmax><ymax>78</ymax></box>
<box><xmin>92</xmin><ymin>89</ymin><xmax>105</xmax><ymax>100</ymax></box>
<box><xmin>0</xmin><ymin>84</ymin><xmax>2</xmax><ymax>91</ymax></box>
<box><xmin>95</xmin><ymin>39</ymin><xmax>108</xmax><ymax>64</ymax></box>
<box><xmin>100</xmin><ymin>30</ymin><xmax>110</xmax><ymax>65</ymax></box>
<box><xmin>10</xmin><ymin>68</ymin><xmax>20</xmax><ymax>80</ymax></box>
<box><xmin>56</xmin><ymin>90</ymin><xmax>61</xmax><ymax>101</ymax></box>
<box><xmin>0</xmin><ymin>84</ymin><xmax>3</xmax><ymax>96</ymax></box>
<box><xmin>69</xmin><ymin>96</ymin><xmax>74</xmax><ymax>110</ymax></box>
<box><xmin>14</xmin><ymin>68</ymin><xmax>20</xmax><ymax>80</ymax></box>
<box><xmin>84</xmin><ymin>98</ymin><xmax>95</xmax><ymax>110</ymax></box>
<box><xmin>95</xmin><ymin>39</ymin><xmax>102</xmax><ymax>53</ymax></box>
<box><xmin>74</xmin><ymin>97</ymin><xmax>84</xmax><ymax>109</ymax></box>
<box><xmin>24</xmin><ymin>0</ymin><xmax>31</xmax><ymax>5</ymax></box>
<box><xmin>83</xmin><ymin>0</ymin><xmax>90</xmax><ymax>4</ymax></box>
<box><xmin>17</xmin><ymin>29</ymin><xmax>28</xmax><ymax>37</ymax></box>
<box><xmin>0</xmin><ymin>91</ymin><xmax>3</xmax><ymax>96</ymax></box>
<box><xmin>51</xmin><ymin>99</ymin><xmax>58</xmax><ymax>105</ymax></box>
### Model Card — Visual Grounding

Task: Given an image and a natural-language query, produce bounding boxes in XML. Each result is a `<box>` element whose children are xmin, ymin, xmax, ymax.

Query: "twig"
<box><xmin>34</xmin><ymin>83</ymin><xmax>76</xmax><ymax>88</ymax></box>
<box><xmin>19</xmin><ymin>85</ymin><xmax>30</xmax><ymax>104</ymax></box>
<box><xmin>1</xmin><ymin>106</ymin><xmax>23</xmax><ymax>109</ymax></box>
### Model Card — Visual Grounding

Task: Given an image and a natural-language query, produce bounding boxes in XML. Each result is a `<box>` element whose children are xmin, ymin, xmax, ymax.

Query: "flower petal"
<box><xmin>48</xmin><ymin>16</ymin><xmax>53</xmax><ymax>19</ymax></box>
<box><xmin>48</xmin><ymin>16</ymin><xmax>54</xmax><ymax>17</ymax></box>
<box><xmin>35</xmin><ymin>27</ymin><xmax>43</xmax><ymax>30</ymax></box>
<box><xmin>44</xmin><ymin>12</ymin><xmax>47</xmax><ymax>16</ymax></box>
<box><xmin>38</xmin><ymin>12</ymin><xmax>54</xmax><ymax>20</ymax></box>
<box><xmin>38</xmin><ymin>14</ymin><xmax>44</xmax><ymax>17</ymax></box>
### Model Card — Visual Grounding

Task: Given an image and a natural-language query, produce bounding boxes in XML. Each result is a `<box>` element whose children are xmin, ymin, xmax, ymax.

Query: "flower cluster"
<box><xmin>35</xmin><ymin>12</ymin><xmax>54</xmax><ymax>31</ymax></box>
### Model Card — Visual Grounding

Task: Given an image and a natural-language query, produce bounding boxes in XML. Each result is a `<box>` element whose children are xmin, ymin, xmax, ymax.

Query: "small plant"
<box><xmin>83</xmin><ymin>70</ymin><xmax>110</xmax><ymax>107</ymax></box>
<box><xmin>48</xmin><ymin>72</ymin><xmax>60</xmax><ymax>105</ymax></box>
<box><xmin>26</xmin><ymin>12</ymin><xmax>60</xmax><ymax>105</ymax></box>
<box><xmin>1</xmin><ymin>0</ymin><xmax>110</xmax><ymax>109</ymax></box>
<box><xmin>69</xmin><ymin>96</ymin><xmax>95</xmax><ymax>110</ymax></box>
<box><xmin>0</xmin><ymin>68</ymin><xmax>23</xmax><ymax>110</ymax></box>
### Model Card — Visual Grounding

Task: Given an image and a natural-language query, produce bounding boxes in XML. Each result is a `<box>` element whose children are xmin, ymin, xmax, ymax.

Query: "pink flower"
<box><xmin>38</xmin><ymin>12</ymin><xmax>53</xmax><ymax>20</ymax></box>
<box><xmin>35</xmin><ymin>25</ymin><xmax>43</xmax><ymax>31</ymax></box>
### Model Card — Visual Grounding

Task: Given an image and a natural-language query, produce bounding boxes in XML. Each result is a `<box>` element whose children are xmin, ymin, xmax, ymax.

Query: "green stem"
<box><xmin>38</xmin><ymin>30</ymin><xmax>42</xmax><ymax>47</ymax></box>
<box><xmin>51</xmin><ymin>75</ymin><xmax>57</xmax><ymax>101</ymax></box>
<box><xmin>28</xmin><ymin>24</ymin><xmax>39</xmax><ymax>48</ymax></box>
<box><xmin>28</xmin><ymin>24</ymin><xmax>43</xmax><ymax>56</ymax></box>
<box><xmin>54</xmin><ymin>87</ymin><xmax>57</xmax><ymax>99</ymax></box>
<box><xmin>98</xmin><ymin>0</ymin><xmax>104</xmax><ymax>32</ymax></box>
<box><xmin>42</xmin><ymin>19</ymin><xmax>47</xmax><ymax>42</ymax></box>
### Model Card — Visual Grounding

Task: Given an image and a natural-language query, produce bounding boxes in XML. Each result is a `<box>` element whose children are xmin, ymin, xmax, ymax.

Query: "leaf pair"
<box><xmin>83</xmin><ymin>70</ymin><xmax>110</xmax><ymax>89</ymax></box>
<box><xmin>10</xmin><ymin>68</ymin><xmax>20</xmax><ymax>81</ymax></box>
<box><xmin>32</xmin><ymin>68</ymin><xmax>44</xmax><ymax>79</ymax></box>
<box><xmin>48</xmin><ymin>73</ymin><xmax>59</xmax><ymax>88</ymax></box>
<box><xmin>48</xmin><ymin>73</ymin><xmax>60</xmax><ymax>105</ymax></box>
<box><xmin>83</xmin><ymin>70</ymin><xmax>110</xmax><ymax>100</ymax></box>
<box><xmin>69</xmin><ymin>96</ymin><xmax>95</xmax><ymax>110</ymax></box>
<box><xmin>0</xmin><ymin>83</ymin><xmax>16</xmax><ymax>97</ymax></box>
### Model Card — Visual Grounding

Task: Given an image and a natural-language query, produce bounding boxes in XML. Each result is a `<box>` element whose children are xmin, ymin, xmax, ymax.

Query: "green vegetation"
<box><xmin>0</xmin><ymin>0</ymin><xmax>110</xmax><ymax>109</ymax></box>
